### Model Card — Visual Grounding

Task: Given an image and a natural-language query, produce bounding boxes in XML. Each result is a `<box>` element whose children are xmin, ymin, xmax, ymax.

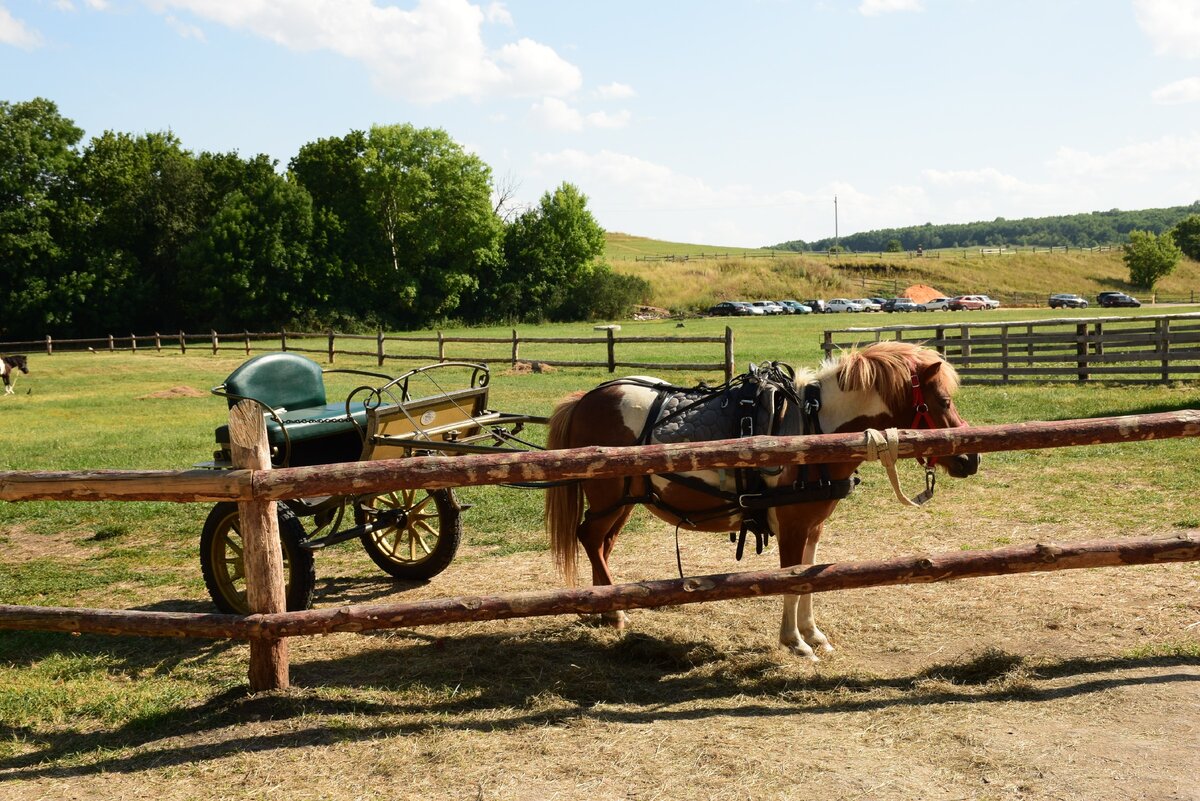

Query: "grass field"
<box><xmin>606</xmin><ymin>234</ymin><xmax>1200</xmax><ymax>314</ymax></box>
<box><xmin>2</xmin><ymin>313</ymin><xmax>1199</xmax><ymax>800</ymax></box>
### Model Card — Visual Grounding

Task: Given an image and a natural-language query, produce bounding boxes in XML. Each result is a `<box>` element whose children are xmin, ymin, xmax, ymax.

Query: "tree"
<box><xmin>0</xmin><ymin>98</ymin><xmax>86</xmax><ymax>336</ymax></box>
<box><xmin>484</xmin><ymin>182</ymin><xmax>607</xmax><ymax>321</ymax></box>
<box><xmin>1123</xmin><ymin>229</ymin><xmax>1181</xmax><ymax>290</ymax></box>
<box><xmin>1171</xmin><ymin>213</ymin><xmax>1200</xmax><ymax>261</ymax></box>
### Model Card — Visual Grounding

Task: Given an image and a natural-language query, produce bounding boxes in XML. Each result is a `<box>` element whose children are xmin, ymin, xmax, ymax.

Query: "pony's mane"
<box><xmin>818</xmin><ymin>341</ymin><xmax>958</xmax><ymax>411</ymax></box>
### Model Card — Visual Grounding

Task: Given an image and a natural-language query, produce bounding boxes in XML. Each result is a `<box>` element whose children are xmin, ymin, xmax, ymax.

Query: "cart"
<box><xmin>198</xmin><ymin>351</ymin><xmax>545</xmax><ymax>614</ymax></box>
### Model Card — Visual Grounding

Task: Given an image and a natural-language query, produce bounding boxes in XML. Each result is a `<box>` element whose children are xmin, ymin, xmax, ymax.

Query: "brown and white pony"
<box><xmin>544</xmin><ymin>341</ymin><xmax>980</xmax><ymax>660</ymax></box>
<box><xmin>1</xmin><ymin>355</ymin><xmax>28</xmax><ymax>395</ymax></box>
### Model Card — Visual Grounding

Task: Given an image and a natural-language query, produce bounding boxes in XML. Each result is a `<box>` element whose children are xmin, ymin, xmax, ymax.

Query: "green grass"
<box><xmin>1</xmin><ymin>321</ymin><xmax>1198</xmax><ymax>744</ymax></box>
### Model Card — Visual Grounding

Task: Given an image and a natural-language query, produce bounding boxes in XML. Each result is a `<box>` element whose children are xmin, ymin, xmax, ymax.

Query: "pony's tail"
<box><xmin>544</xmin><ymin>391</ymin><xmax>586</xmax><ymax>586</ymax></box>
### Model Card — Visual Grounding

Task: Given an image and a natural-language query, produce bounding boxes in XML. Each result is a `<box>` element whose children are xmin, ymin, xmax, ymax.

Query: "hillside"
<box><xmin>606</xmin><ymin>237</ymin><xmax>1200</xmax><ymax>312</ymax></box>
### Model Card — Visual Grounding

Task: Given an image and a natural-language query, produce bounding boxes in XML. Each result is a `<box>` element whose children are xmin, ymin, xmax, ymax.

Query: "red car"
<box><xmin>949</xmin><ymin>295</ymin><xmax>990</xmax><ymax>311</ymax></box>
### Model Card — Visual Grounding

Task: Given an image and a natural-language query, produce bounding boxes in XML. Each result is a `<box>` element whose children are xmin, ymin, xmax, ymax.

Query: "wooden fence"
<box><xmin>823</xmin><ymin>312</ymin><xmax>1200</xmax><ymax>383</ymax></box>
<box><xmin>2</xmin><ymin>326</ymin><xmax>736</xmax><ymax>381</ymax></box>
<box><xmin>1</xmin><ymin>406</ymin><xmax>1198</xmax><ymax>691</ymax></box>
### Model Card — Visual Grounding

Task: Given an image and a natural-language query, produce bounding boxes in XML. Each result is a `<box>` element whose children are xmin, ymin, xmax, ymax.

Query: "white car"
<box><xmin>751</xmin><ymin>300</ymin><xmax>785</xmax><ymax>315</ymax></box>
<box><xmin>853</xmin><ymin>298</ymin><xmax>882</xmax><ymax>312</ymax></box>
<box><xmin>825</xmin><ymin>298</ymin><xmax>865</xmax><ymax>313</ymax></box>
<box><xmin>920</xmin><ymin>297</ymin><xmax>952</xmax><ymax>311</ymax></box>
<box><xmin>978</xmin><ymin>295</ymin><xmax>1001</xmax><ymax>310</ymax></box>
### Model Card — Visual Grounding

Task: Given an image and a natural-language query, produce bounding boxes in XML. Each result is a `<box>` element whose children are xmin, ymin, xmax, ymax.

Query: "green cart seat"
<box><xmin>212</xmin><ymin>352</ymin><xmax>370</xmax><ymax>467</ymax></box>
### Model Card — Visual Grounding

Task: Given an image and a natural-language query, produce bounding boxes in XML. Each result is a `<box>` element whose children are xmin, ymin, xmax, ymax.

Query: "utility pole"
<box><xmin>834</xmin><ymin>195</ymin><xmax>839</xmax><ymax>252</ymax></box>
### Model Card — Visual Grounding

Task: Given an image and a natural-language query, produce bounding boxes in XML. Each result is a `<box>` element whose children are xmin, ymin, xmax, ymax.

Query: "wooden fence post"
<box><xmin>244</xmin><ymin>330</ymin><xmax>251</xmax><ymax>356</ymax></box>
<box><xmin>154</xmin><ymin>332</ymin><xmax>162</xmax><ymax>353</ymax></box>
<box><xmin>45</xmin><ymin>335</ymin><xmax>53</xmax><ymax>356</ymax></box>
<box><xmin>281</xmin><ymin>330</ymin><xmax>288</xmax><ymax>352</ymax></box>
<box><xmin>179</xmin><ymin>331</ymin><xmax>186</xmax><ymax>355</ymax></box>
<box><xmin>108</xmin><ymin>334</ymin><xmax>115</xmax><ymax>353</ymax></box>
<box><xmin>211</xmin><ymin>330</ymin><xmax>219</xmax><ymax>356</ymax></box>
<box><xmin>437</xmin><ymin>331</ymin><xmax>445</xmax><ymax>362</ymax></box>
<box><xmin>1075</xmin><ymin>322</ymin><xmax>1089</xmax><ymax>381</ymax></box>
<box><xmin>726</xmin><ymin>327</ymin><xmax>735</xmax><ymax>382</ymax></box>
<box><xmin>511</xmin><ymin>329</ymin><xmax>520</xmax><ymax>367</ymax></box>
<box><xmin>228</xmin><ymin>401</ymin><xmax>290</xmax><ymax>691</ymax></box>
<box><xmin>606</xmin><ymin>328</ymin><xmax>616</xmax><ymax>373</ymax></box>
<box><xmin>1158</xmin><ymin>318</ymin><xmax>1170</xmax><ymax>382</ymax></box>
<box><xmin>327</xmin><ymin>330</ymin><xmax>335</xmax><ymax>364</ymax></box>
<box><xmin>130</xmin><ymin>334</ymin><xmax>137</xmax><ymax>354</ymax></box>
<box><xmin>377</xmin><ymin>328</ymin><xmax>385</xmax><ymax>367</ymax></box>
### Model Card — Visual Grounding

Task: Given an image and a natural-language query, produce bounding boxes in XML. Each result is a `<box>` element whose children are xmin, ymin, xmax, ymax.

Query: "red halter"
<box><xmin>909</xmin><ymin>370</ymin><xmax>937</xmax><ymax>467</ymax></box>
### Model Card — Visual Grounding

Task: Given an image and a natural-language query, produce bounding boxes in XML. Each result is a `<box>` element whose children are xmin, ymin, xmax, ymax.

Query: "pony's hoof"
<box><xmin>781</xmin><ymin>642</ymin><xmax>820</xmax><ymax>662</ymax></box>
<box><xmin>602</xmin><ymin>610</ymin><xmax>629</xmax><ymax>630</ymax></box>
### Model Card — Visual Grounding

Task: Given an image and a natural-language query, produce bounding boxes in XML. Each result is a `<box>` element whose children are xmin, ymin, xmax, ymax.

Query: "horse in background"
<box><xmin>1</xmin><ymin>355</ymin><xmax>28</xmax><ymax>395</ymax></box>
<box><xmin>544</xmin><ymin>341</ymin><xmax>980</xmax><ymax>660</ymax></box>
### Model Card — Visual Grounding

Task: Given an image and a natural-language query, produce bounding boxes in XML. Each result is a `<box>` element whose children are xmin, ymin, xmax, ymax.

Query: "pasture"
<box><xmin>2</xmin><ymin>312</ymin><xmax>1199</xmax><ymax>800</ymax></box>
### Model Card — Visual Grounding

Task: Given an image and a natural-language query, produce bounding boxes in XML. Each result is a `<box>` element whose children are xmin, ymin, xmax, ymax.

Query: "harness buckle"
<box><xmin>737</xmin><ymin>492</ymin><xmax>763</xmax><ymax>508</ymax></box>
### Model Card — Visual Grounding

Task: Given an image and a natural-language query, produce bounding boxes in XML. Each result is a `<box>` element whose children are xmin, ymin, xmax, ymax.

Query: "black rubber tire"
<box><xmin>200</xmin><ymin>501</ymin><xmax>316</xmax><ymax>615</ymax></box>
<box><xmin>356</xmin><ymin>488</ymin><xmax>461</xmax><ymax>580</ymax></box>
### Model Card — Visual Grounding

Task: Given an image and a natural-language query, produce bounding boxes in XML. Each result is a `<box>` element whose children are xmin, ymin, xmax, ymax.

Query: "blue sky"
<box><xmin>3</xmin><ymin>0</ymin><xmax>1199</xmax><ymax>247</ymax></box>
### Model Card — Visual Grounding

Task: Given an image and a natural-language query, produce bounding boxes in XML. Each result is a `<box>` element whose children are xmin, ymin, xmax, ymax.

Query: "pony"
<box><xmin>1</xmin><ymin>355</ymin><xmax>28</xmax><ymax>395</ymax></box>
<box><xmin>544</xmin><ymin>341</ymin><xmax>980</xmax><ymax>660</ymax></box>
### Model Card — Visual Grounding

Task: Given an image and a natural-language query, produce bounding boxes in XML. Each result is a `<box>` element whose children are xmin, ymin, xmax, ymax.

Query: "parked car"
<box><xmin>825</xmin><ymin>298</ymin><xmax>865</xmax><ymax>313</ymax></box>
<box><xmin>882</xmin><ymin>297</ymin><xmax>919</xmax><ymax>312</ymax></box>
<box><xmin>803</xmin><ymin>299</ymin><xmax>827</xmax><ymax>314</ymax></box>
<box><xmin>949</xmin><ymin>295</ymin><xmax>990</xmax><ymax>311</ymax></box>
<box><xmin>708</xmin><ymin>301</ymin><xmax>754</xmax><ymax>316</ymax></box>
<box><xmin>778</xmin><ymin>300</ymin><xmax>813</xmax><ymax>314</ymax></box>
<box><xmin>919</xmin><ymin>297</ymin><xmax>952</xmax><ymax>311</ymax></box>
<box><xmin>1098</xmin><ymin>291</ymin><xmax>1141</xmax><ymax>308</ymax></box>
<box><xmin>1049</xmin><ymin>293</ymin><xmax>1089</xmax><ymax>309</ymax></box>
<box><xmin>854</xmin><ymin>298</ymin><xmax>882</xmax><ymax>312</ymax></box>
<box><xmin>978</xmin><ymin>295</ymin><xmax>1001</xmax><ymax>309</ymax></box>
<box><xmin>751</xmin><ymin>300</ymin><xmax>786</xmax><ymax>315</ymax></box>
<box><xmin>869</xmin><ymin>297</ymin><xmax>889</xmax><ymax>307</ymax></box>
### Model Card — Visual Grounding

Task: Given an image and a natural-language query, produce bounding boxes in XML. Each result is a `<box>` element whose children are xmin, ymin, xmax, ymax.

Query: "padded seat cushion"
<box><xmin>215</xmin><ymin>402</ymin><xmax>371</xmax><ymax>448</ymax></box>
<box><xmin>222</xmin><ymin>352</ymin><xmax>327</xmax><ymax>411</ymax></box>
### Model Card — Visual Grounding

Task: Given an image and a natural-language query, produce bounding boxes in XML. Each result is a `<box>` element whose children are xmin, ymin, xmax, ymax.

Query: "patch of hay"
<box><xmin>505</xmin><ymin>361</ymin><xmax>557</xmax><ymax>375</ymax></box>
<box><xmin>136</xmin><ymin>385</ymin><xmax>207</xmax><ymax>399</ymax></box>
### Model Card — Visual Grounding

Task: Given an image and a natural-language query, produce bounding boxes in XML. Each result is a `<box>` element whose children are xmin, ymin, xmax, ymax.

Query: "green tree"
<box><xmin>486</xmin><ymin>182</ymin><xmax>608</xmax><ymax>321</ymax></box>
<box><xmin>1123</xmin><ymin>229</ymin><xmax>1182</xmax><ymax>290</ymax></box>
<box><xmin>0</xmin><ymin>98</ymin><xmax>86</xmax><ymax>336</ymax></box>
<box><xmin>885</xmin><ymin>238</ymin><xmax>902</xmax><ymax>252</ymax></box>
<box><xmin>1171</xmin><ymin>213</ymin><xmax>1200</xmax><ymax>261</ymax></box>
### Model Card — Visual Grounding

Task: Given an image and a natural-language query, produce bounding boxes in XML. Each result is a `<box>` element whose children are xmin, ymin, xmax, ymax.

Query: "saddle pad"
<box><xmin>650</xmin><ymin>385</ymin><xmax>751</xmax><ymax>445</ymax></box>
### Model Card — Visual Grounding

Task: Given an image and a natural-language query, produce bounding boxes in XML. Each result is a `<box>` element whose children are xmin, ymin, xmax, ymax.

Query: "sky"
<box><xmin>2</xmin><ymin>0</ymin><xmax>1200</xmax><ymax>248</ymax></box>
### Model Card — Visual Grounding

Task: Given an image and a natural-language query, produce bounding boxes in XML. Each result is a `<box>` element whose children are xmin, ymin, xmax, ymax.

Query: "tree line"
<box><xmin>774</xmin><ymin>202</ymin><xmax>1200</xmax><ymax>253</ymax></box>
<box><xmin>0</xmin><ymin>98</ymin><xmax>648</xmax><ymax>340</ymax></box>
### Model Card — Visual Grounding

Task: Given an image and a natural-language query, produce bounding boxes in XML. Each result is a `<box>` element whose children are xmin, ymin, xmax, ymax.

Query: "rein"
<box><xmin>862</xmin><ymin>369</ymin><xmax>939</xmax><ymax>507</ymax></box>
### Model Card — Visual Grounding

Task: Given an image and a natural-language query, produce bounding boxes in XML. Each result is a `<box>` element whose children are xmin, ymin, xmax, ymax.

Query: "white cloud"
<box><xmin>858</xmin><ymin>0</ymin><xmax>924</xmax><ymax>18</ymax></box>
<box><xmin>165</xmin><ymin>14</ymin><xmax>205</xmax><ymax>41</ymax></box>
<box><xmin>0</xmin><ymin>4</ymin><xmax>42</xmax><ymax>48</ymax></box>
<box><xmin>483</xmin><ymin>2</ymin><xmax>511</xmax><ymax>25</ymax></box>
<box><xmin>922</xmin><ymin>166</ymin><xmax>1036</xmax><ymax>193</ymax></box>
<box><xmin>530</xmin><ymin>97</ymin><xmax>583</xmax><ymax>131</ymax></box>
<box><xmin>595</xmin><ymin>81</ymin><xmax>635</xmax><ymax>99</ymax></box>
<box><xmin>1134</xmin><ymin>0</ymin><xmax>1200</xmax><ymax>59</ymax></box>
<box><xmin>585</xmin><ymin>109</ymin><xmax>630</xmax><ymax>129</ymax></box>
<box><xmin>147</xmin><ymin>0</ymin><xmax>581</xmax><ymax>103</ymax></box>
<box><xmin>1049</xmin><ymin>133</ymin><xmax>1200</xmax><ymax>177</ymax></box>
<box><xmin>1152</xmin><ymin>75</ymin><xmax>1200</xmax><ymax>104</ymax></box>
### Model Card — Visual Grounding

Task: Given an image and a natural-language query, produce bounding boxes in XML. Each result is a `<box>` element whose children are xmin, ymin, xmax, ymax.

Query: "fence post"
<box><xmin>1000</xmin><ymin>325</ymin><xmax>1010</xmax><ymax>383</ymax></box>
<box><xmin>244</xmin><ymin>330</ymin><xmax>251</xmax><ymax>356</ymax></box>
<box><xmin>327</xmin><ymin>329</ymin><xmax>335</xmax><ymax>364</ymax></box>
<box><xmin>726</xmin><ymin>327</ymin><xmax>735</xmax><ymax>382</ymax></box>
<box><xmin>228</xmin><ymin>401</ymin><xmax>290</xmax><ymax>691</ymax></box>
<box><xmin>108</xmin><ymin>334</ymin><xmax>115</xmax><ymax>353</ymax></box>
<box><xmin>45</xmin><ymin>335</ymin><xmax>52</xmax><ymax>356</ymax></box>
<box><xmin>211</xmin><ymin>330</ymin><xmax>219</xmax><ymax>356</ymax></box>
<box><xmin>179</xmin><ymin>330</ymin><xmax>186</xmax><ymax>355</ymax></box>
<box><xmin>960</xmin><ymin>326</ymin><xmax>971</xmax><ymax>366</ymax></box>
<box><xmin>1075</xmin><ymin>323</ymin><xmax>1089</xmax><ymax>381</ymax></box>
<box><xmin>1159</xmin><ymin>318</ymin><xmax>1170</xmax><ymax>382</ymax></box>
<box><xmin>437</xmin><ymin>331</ymin><xmax>445</xmax><ymax>362</ymax></box>
<box><xmin>821</xmin><ymin>330</ymin><xmax>833</xmax><ymax>361</ymax></box>
<box><xmin>606</xmin><ymin>328</ymin><xmax>616</xmax><ymax>373</ymax></box>
<box><xmin>377</xmin><ymin>328</ymin><xmax>385</xmax><ymax>367</ymax></box>
<box><xmin>934</xmin><ymin>326</ymin><xmax>945</xmax><ymax>357</ymax></box>
<box><xmin>281</xmin><ymin>330</ymin><xmax>288</xmax><ymax>352</ymax></box>
<box><xmin>155</xmin><ymin>332</ymin><xmax>162</xmax><ymax>353</ymax></box>
<box><xmin>511</xmin><ymin>329</ymin><xmax>520</xmax><ymax>367</ymax></box>
<box><xmin>130</xmin><ymin>333</ymin><xmax>137</xmax><ymax>354</ymax></box>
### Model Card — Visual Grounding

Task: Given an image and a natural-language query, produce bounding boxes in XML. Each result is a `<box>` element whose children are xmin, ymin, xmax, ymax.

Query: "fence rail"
<box><xmin>2</xmin><ymin>326</ymin><xmax>736</xmax><ymax>381</ymax></box>
<box><xmin>1</xmin><ymin>408</ymin><xmax>1198</xmax><ymax>691</ymax></box>
<box><xmin>823</xmin><ymin>313</ymin><xmax>1200</xmax><ymax>383</ymax></box>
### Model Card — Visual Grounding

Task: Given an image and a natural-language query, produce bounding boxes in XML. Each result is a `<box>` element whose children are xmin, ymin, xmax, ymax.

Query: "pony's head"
<box><xmin>826</xmin><ymin>341</ymin><xmax>980</xmax><ymax>478</ymax></box>
<box><xmin>8</xmin><ymin>355</ymin><xmax>28</xmax><ymax>374</ymax></box>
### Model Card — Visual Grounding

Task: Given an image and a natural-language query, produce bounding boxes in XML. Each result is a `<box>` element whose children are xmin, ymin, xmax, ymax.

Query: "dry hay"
<box><xmin>504</xmin><ymin>360</ymin><xmax>557</xmax><ymax>375</ymax></box>
<box><xmin>135</xmin><ymin>385</ymin><xmax>207</xmax><ymax>399</ymax></box>
<box><xmin>903</xmin><ymin>284</ymin><xmax>947</xmax><ymax>303</ymax></box>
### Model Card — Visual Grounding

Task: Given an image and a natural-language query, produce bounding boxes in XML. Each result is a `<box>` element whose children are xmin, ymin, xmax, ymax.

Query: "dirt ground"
<box><xmin>3</xmin><ymin>517</ymin><xmax>1199</xmax><ymax>801</ymax></box>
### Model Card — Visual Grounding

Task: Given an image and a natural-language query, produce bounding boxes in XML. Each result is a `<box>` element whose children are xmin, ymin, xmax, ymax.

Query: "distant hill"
<box><xmin>771</xmin><ymin>202</ymin><xmax>1200</xmax><ymax>252</ymax></box>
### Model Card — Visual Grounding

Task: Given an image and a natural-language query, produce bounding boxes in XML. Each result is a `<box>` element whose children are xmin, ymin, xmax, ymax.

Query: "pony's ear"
<box><xmin>917</xmin><ymin>360</ymin><xmax>944</xmax><ymax>385</ymax></box>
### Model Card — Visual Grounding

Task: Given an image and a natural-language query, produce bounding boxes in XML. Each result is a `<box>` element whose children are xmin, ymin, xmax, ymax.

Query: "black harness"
<box><xmin>588</xmin><ymin>362</ymin><xmax>858</xmax><ymax>561</ymax></box>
